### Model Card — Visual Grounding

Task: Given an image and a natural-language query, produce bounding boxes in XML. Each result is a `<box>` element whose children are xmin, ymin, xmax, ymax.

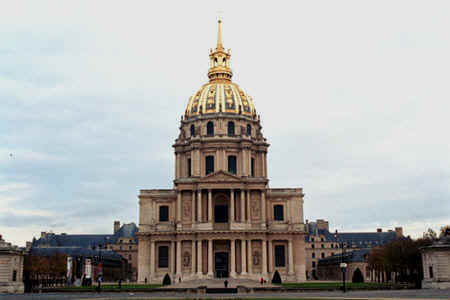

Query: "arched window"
<box><xmin>227</xmin><ymin>121</ymin><xmax>235</xmax><ymax>136</ymax></box>
<box><xmin>207</xmin><ymin>121</ymin><xmax>214</xmax><ymax>136</ymax></box>
<box><xmin>205</xmin><ymin>156</ymin><xmax>214</xmax><ymax>175</ymax></box>
<box><xmin>228</xmin><ymin>155</ymin><xmax>237</xmax><ymax>174</ymax></box>
<box><xmin>190</xmin><ymin>124</ymin><xmax>195</xmax><ymax>137</ymax></box>
<box><xmin>246</xmin><ymin>124</ymin><xmax>251</xmax><ymax>136</ymax></box>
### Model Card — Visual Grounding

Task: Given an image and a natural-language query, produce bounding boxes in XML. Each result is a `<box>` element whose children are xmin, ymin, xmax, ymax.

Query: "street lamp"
<box><xmin>335</xmin><ymin>230</ymin><xmax>346</xmax><ymax>293</ymax></box>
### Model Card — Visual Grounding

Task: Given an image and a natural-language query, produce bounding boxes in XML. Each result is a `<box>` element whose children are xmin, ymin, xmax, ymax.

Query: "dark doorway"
<box><xmin>214</xmin><ymin>205</ymin><xmax>228</xmax><ymax>223</ymax></box>
<box><xmin>215</xmin><ymin>252</ymin><xmax>229</xmax><ymax>278</ymax></box>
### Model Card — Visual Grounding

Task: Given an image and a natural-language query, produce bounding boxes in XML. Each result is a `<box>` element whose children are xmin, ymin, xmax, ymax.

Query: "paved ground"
<box><xmin>1</xmin><ymin>289</ymin><xmax>449</xmax><ymax>300</ymax></box>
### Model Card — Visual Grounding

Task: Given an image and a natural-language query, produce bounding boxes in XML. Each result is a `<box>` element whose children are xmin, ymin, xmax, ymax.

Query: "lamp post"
<box><xmin>335</xmin><ymin>230</ymin><xmax>346</xmax><ymax>293</ymax></box>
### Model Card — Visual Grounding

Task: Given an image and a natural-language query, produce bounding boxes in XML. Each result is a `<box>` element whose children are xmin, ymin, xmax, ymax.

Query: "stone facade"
<box><xmin>0</xmin><ymin>235</ymin><xmax>24</xmax><ymax>294</ymax></box>
<box><xmin>137</xmin><ymin>20</ymin><xmax>306</xmax><ymax>284</ymax></box>
<box><xmin>421</xmin><ymin>229</ymin><xmax>450</xmax><ymax>289</ymax></box>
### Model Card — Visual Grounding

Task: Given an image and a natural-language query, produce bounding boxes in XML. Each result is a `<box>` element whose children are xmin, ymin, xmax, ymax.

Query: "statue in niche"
<box><xmin>251</xmin><ymin>198</ymin><xmax>260</xmax><ymax>217</ymax></box>
<box><xmin>183</xmin><ymin>201</ymin><xmax>191</xmax><ymax>219</ymax></box>
<box><xmin>183</xmin><ymin>251</ymin><xmax>191</xmax><ymax>267</ymax></box>
<box><xmin>253</xmin><ymin>250</ymin><xmax>260</xmax><ymax>266</ymax></box>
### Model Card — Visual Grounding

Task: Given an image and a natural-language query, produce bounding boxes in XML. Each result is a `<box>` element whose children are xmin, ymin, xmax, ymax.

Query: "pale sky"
<box><xmin>1</xmin><ymin>1</ymin><xmax>449</xmax><ymax>246</ymax></box>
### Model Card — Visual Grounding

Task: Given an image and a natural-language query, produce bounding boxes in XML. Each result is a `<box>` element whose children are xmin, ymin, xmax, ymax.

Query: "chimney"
<box><xmin>395</xmin><ymin>227</ymin><xmax>403</xmax><ymax>237</ymax></box>
<box><xmin>316</xmin><ymin>219</ymin><xmax>329</xmax><ymax>231</ymax></box>
<box><xmin>41</xmin><ymin>232</ymin><xmax>47</xmax><ymax>239</ymax></box>
<box><xmin>114</xmin><ymin>221</ymin><xmax>121</xmax><ymax>234</ymax></box>
<box><xmin>377</xmin><ymin>228</ymin><xmax>382</xmax><ymax>233</ymax></box>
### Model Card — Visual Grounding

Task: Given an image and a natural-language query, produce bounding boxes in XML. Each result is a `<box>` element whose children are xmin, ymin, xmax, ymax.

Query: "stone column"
<box><xmin>152</xmin><ymin>201</ymin><xmax>156</xmax><ymax>224</ymax></box>
<box><xmin>268</xmin><ymin>239</ymin><xmax>273</xmax><ymax>273</ymax></box>
<box><xmin>262</xmin><ymin>239</ymin><xmax>268</xmax><ymax>275</ymax></box>
<box><xmin>261</xmin><ymin>190</ymin><xmax>266</xmax><ymax>224</ymax></box>
<box><xmin>137</xmin><ymin>237</ymin><xmax>150</xmax><ymax>282</ymax></box>
<box><xmin>230</xmin><ymin>239</ymin><xmax>236</xmax><ymax>276</ymax></box>
<box><xmin>207</xmin><ymin>239</ymin><xmax>213</xmax><ymax>277</ymax></box>
<box><xmin>150</xmin><ymin>240</ymin><xmax>155</xmax><ymax>277</ymax></box>
<box><xmin>176</xmin><ymin>240</ymin><xmax>182</xmax><ymax>276</ymax></box>
<box><xmin>197</xmin><ymin>240</ymin><xmax>202</xmax><ymax>276</ymax></box>
<box><xmin>191</xmin><ymin>241</ymin><xmax>196</xmax><ymax>273</ymax></box>
<box><xmin>177</xmin><ymin>191</ymin><xmax>182</xmax><ymax>223</ymax></box>
<box><xmin>230</xmin><ymin>189</ymin><xmax>235</xmax><ymax>222</ymax></box>
<box><xmin>208</xmin><ymin>189</ymin><xmax>213</xmax><ymax>222</ymax></box>
<box><xmin>247</xmin><ymin>239</ymin><xmax>253</xmax><ymax>274</ymax></box>
<box><xmin>246</xmin><ymin>190</ymin><xmax>251</xmax><ymax>223</ymax></box>
<box><xmin>241</xmin><ymin>239</ymin><xmax>247</xmax><ymax>274</ymax></box>
<box><xmin>170</xmin><ymin>241</ymin><xmax>175</xmax><ymax>274</ymax></box>
<box><xmin>197</xmin><ymin>190</ymin><xmax>202</xmax><ymax>223</ymax></box>
<box><xmin>288</xmin><ymin>239</ymin><xmax>294</xmax><ymax>274</ymax></box>
<box><xmin>240</xmin><ymin>190</ymin><xmax>245</xmax><ymax>222</ymax></box>
<box><xmin>192</xmin><ymin>191</ymin><xmax>196</xmax><ymax>224</ymax></box>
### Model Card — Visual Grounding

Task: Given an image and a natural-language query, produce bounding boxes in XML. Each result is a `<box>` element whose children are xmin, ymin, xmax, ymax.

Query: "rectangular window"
<box><xmin>312</xmin><ymin>261</ymin><xmax>316</xmax><ymax>268</ymax></box>
<box><xmin>158</xmin><ymin>246</ymin><xmax>169</xmax><ymax>268</ymax></box>
<box><xmin>205</xmin><ymin>156</ymin><xmax>214</xmax><ymax>175</ymax></box>
<box><xmin>275</xmin><ymin>245</ymin><xmax>286</xmax><ymax>267</ymax></box>
<box><xmin>274</xmin><ymin>205</ymin><xmax>284</xmax><ymax>221</ymax></box>
<box><xmin>159</xmin><ymin>205</ymin><xmax>169</xmax><ymax>222</ymax></box>
<box><xmin>187</xmin><ymin>158</ymin><xmax>191</xmax><ymax>177</ymax></box>
<box><xmin>321</xmin><ymin>252</ymin><xmax>325</xmax><ymax>258</ymax></box>
<box><xmin>12</xmin><ymin>270</ymin><xmax>17</xmax><ymax>281</ymax></box>
<box><xmin>312</xmin><ymin>253</ymin><xmax>315</xmax><ymax>258</ymax></box>
<box><xmin>251</xmin><ymin>158</ymin><xmax>255</xmax><ymax>177</ymax></box>
<box><xmin>429</xmin><ymin>266</ymin><xmax>434</xmax><ymax>278</ymax></box>
<box><xmin>228</xmin><ymin>155</ymin><xmax>237</xmax><ymax>174</ymax></box>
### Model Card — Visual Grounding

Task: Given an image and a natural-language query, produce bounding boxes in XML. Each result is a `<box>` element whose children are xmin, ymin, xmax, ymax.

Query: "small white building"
<box><xmin>0</xmin><ymin>235</ymin><xmax>24</xmax><ymax>293</ymax></box>
<box><xmin>421</xmin><ymin>229</ymin><xmax>450</xmax><ymax>289</ymax></box>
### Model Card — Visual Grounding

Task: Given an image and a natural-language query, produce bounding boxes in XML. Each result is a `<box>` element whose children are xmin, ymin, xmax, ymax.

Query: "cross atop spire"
<box><xmin>208</xmin><ymin>19</ymin><xmax>232</xmax><ymax>82</ymax></box>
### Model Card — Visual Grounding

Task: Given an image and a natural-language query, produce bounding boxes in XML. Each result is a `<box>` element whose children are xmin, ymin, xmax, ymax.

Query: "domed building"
<box><xmin>137</xmin><ymin>20</ymin><xmax>306</xmax><ymax>283</ymax></box>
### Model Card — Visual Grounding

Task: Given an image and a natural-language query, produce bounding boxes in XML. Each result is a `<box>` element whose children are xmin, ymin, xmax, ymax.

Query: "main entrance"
<box><xmin>214</xmin><ymin>252</ymin><xmax>229</xmax><ymax>278</ymax></box>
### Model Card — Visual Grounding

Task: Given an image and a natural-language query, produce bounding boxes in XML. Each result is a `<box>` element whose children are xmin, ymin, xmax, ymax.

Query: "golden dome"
<box><xmin>185</xmin><ymin>20</ymin><xmax>256</xmax><ymax>118</ymax></box>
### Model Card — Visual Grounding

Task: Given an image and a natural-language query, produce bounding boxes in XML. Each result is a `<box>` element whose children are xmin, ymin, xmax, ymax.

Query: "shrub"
<box><xmin>162</xmin><ymin>273</ymin><xmax>171</xmax><ymax>286</ymax></box>
<box><xmin>272</xmin><ymin>270</ymin><xmax>282</xmax><ymax>284</ymax></box>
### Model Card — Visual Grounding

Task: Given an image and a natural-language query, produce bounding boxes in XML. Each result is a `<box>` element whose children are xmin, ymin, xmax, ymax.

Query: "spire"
<box><xmin>217</xmin><ymin>19</ymin><xmax>224</xmax><ymax>50</ymax></box>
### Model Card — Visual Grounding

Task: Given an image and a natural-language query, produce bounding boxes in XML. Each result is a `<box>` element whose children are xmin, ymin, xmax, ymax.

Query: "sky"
<box><xmin>1</xmin><ymin>1</ymin><xmax>449</xmax><ymax>247</ymax></box>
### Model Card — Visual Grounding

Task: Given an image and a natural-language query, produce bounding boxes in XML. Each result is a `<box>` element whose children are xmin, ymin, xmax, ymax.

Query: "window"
<box><xmin>331</xmin><ymin>252</ymin><xmax>334</xmax><ymax>256</ymax></box>
<box><xmin>312</xmin><ymin>261</ymin><xmax>316</xmax><ymax>268</ymax></box>
<box><xmin>274</xmin><ymin>205</ymin><xmax>284</xmax><ymax>221</ymax></box>
<box><xmin>227</xmin><ymin>121</ymin><xmax>235</xmax><ymax>136</ymax></box>
<box><xmin>246</xmin><ymin>124</ymin><xmax>251</xmax><ymax>136</ymax></box>
<box><xmin>321</xmin><ymin>238</ymin><xmax>324</xmax><ymax>242</ymax></box>
<box><xmin>159</xmin><ymin>205</ymin><xmax>169</xmax><ymax>222</ymax></box>
<box><xmin>190</xmin><ymin>124</ymin><xmax>195</xmax><ymax>137</ymax></box>
<box><xmin>12</xmin><ymin>270</ymin><xmax>17</xmax><ymax>281</ymax></box>
<box><xmin>158</xmin><ymin>246</ymin><xmax>169</xmax><ymax>268</ymax></box>
<box><xmin>429</xmin><ymin>266</ymin><xmax>434</xmax><ymax>278</ymax></box>
<box><xmin>129</xmin><ymin>254</ymin><xmax>132</xmax><ymax>260</ymax></box>
<box><xmin>312</xmin><ymin>253</ymin><xmax>315</xmax><ymax>258</ymax></box>
<box><xmin>321</xmin><ymin>252</ymin><xmax>325</xmax><ymax>258</ymax></box>
<box><xmin>321</xmin><ymin>244</ymin><xmax>324</xmax><ymax>248</ymax></box>
<box><xmin>228</xmin><ymin>155</ymin><xmax>237</xmax><ymax>174</ymax></box>
<box><xmin>331</xmin><ymin>244</ymin><xmax>334</xmax><ymax>248</ymax></box>
<box><xmin>205</xmin><ymin>156</ymin><xmax>214</xmax><ymax>175</ymax></box>
<box><xmin>251</xmin><ymin>158</ymin><xmax>255</xmax><ymax>177</ymax></box>
<box><xmin>129</xmin><ymin>246</ymin><xmax>132</xmax><ymax>250</ymax></box>
<box><xmin>311</xmin><ymin>237</ymin><xmax>315</xmax><ymax>242</ymax></box>
<box><xmin>275</xmin><ymin>245</ymin><xmax>286</xmax><ymax>267</ymax></box>
<box><xmin>312</xmin><ymin>244</ymin><xmax>315</xmax><ymax>249</ymax></box>
<box><xmin>207</xmin><ymin>121</ymin><xmax>214</xmax><ymax>136</ymax></box>
<box><xmin>187</xmin><ymin>158</ymin><xmax>192</xmax><ymax>177</ymax></box>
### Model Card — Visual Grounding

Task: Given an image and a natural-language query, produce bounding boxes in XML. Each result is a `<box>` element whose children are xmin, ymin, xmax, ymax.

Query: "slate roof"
<box><xmin>305</xmin><ymin>222</ymin><xmax>398</xmax><ymax>248</ymax></box>
<box><xmin>317</xmin><ymin>248</ymin><xmax>370</xmax><ymax>266</ymax></box>
<box><xmin>31</xmin><ymin>223</ymin><xmax>138</xmax><ymax>249</ymax></box>
<box><xmin>29</xmin><ymin>247</ymin><xmax>122</xmax><ymax>261</ymax></box>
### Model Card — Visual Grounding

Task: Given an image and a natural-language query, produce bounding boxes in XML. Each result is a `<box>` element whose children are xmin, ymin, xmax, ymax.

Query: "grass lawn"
<box><xmin>60</xmin><ymin>284</ymin><xmax>161</xmax><ymax>290</ymax></box>
<box><xmin>108</xmin><ymin>298</ymin><xmax>368</xmax><ymax>300</ymax></box>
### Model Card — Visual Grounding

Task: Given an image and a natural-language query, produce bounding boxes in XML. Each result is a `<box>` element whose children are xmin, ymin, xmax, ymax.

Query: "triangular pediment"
<box><xmin>200</xmin><ymin>170</ymin><xmax>243</xmax><ymax>183</ymax></box>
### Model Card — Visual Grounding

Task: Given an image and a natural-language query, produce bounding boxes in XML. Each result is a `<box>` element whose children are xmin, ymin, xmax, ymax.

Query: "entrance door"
<box><xmin>214</xmin><ymin>205</ymin><xmax>228</xmax><ymax>223</ymax></box>
<box><xmin>214</xmin><ymin>252</ymin><xmax>229</xmax><ymax>278</ymax></box>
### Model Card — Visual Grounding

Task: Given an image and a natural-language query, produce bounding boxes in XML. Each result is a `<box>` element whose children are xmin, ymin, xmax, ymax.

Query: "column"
<box><xmin>150</xmin><ymin>240</ymin><xmax>155</xmax><ymax>276</ymax></box>
<box><xmin>268</xmin><ymin>240</ymin><xmax>273</xmax><ymax>273</ymax></box>
<box><xmin>241</xmin><ymin>239</ymin><xmax>247</xmax><ymax>274</ymax></box>
<box><xmin>191</xmin><ymin>241</ymin><xmax>196</xmax><ymax>273</ymax></box>
<box><xmin>191</xmin><ymin>191</ymin><xmax>196</xmax><ymax>224</ymax></box>
<box><xmin>230</xmin><ymin>189</ymin><xmax>235</xmax><ymax>222</ymax></box>
<box><xmin>138</xmin><ymin>238</ymin><xmax>150</xmax><ymax>282</ymax></box>
<box><xmin>207</xmin><ymin>239</ymin><xmax>213</xmax><ymax>277</ymax></box>
<box><xmin>261</xmin><ymin>190</ymin><xmax>266</xmax><ymax>223</ymax></box>
<box><xmin>246</xmin><ymin>190</ymin><xmax>251</xmax><ymax>223</ymax></box>
<box><xmin>197</xmin><ymin>240</ymin><xmax>202</xmax><ymax>276</ymax></box>
<box><xmin>152</xmin><ymin>201</ymin><xmax>156</xmax><ymax>224</ymax></box>
<box><xmin>177</xmin><ymin>191</ymin><xmax>182</xmax><ymax>223</ymax></box>
<box><xmin>262</xmin><ymin>239</ymin><xmax>268</xmax><ymax>275</ymax></box>
<box><xmin>247</xmin><ymin>239</ymin><xmax>252</xmax><ymax>274</ymax></box>
<box><xmin>230</xmin><ymin>239</ymin><xmax>236</xmax><ymax>276</ymax></box>
<box><xmin>176</xmin><ymin>240</ymin><xmax>182</xmax><ymax>276</ymax></box>
<box><xmin>208</xmin><ymin>189</ymin><xmax>213</xmax><ymax>222</ymax></box>
<box><xmin>197</xmin><ymin>190</ymin><xmax>202</xmax><ymax>223</ymax></box>
<box><xmin>170</xmin><ymin>241</ymin><xmax>175</xmax><ymax>274</ymax></box>
<box><xmin>240</xmin><ymin>190</ymin><xmax>245</xmax><ymax>222</ymax></box>
<box><xmin>288</xmin><ymin>239</ymin><xmax>294</xmax><ymax>274</ymax></box>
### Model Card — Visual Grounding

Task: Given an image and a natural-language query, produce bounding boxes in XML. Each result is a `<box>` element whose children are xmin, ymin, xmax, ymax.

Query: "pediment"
<box><xmin>200</xmin><ymin>170</ymin><xmax>243</xmax><ymax>183</ymax></box>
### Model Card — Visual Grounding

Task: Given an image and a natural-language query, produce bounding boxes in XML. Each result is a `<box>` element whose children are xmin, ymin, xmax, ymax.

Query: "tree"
<box><xmin>423</xmin><ymin>228</ymin><xmax>437</xmax><ymax>241</ymax></box>
<box><xmin>162</xmin><ymin>273</ymin><xmax>171</xmax><ymax>286</ymax></box>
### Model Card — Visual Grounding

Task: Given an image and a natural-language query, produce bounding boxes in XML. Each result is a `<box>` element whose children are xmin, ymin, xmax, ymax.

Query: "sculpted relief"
<box><xmin>183</xmin><ymin>200</ymin><xmax>191</xmax><ymax>221</ymax></box>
